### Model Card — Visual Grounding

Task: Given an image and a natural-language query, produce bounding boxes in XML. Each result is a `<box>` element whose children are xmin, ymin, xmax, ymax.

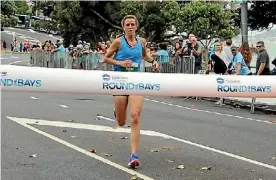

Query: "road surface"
<box><xmin>1</xmin><ymin>55</ymin><xmax>276</xmax><ymax>180</ymax></box>
<box><xmin>1</xmin><ymin>27</ymin><xmax>62</xmax><ymax>47</ymax></box>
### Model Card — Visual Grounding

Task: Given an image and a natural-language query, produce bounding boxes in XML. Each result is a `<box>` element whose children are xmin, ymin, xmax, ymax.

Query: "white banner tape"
<box><xmin>0</xmin><ymin>65</ymin><xmax>275</xmax><ymax>98</ymax></box>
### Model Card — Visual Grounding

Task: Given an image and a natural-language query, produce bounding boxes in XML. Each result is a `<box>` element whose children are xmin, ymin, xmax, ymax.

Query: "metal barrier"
<box><xmin>30</xmin><ymin>49</ymin><xmax>113</xmax><ymax>71</ymax></box>
<box><xmin>30</xmin><ymin>50</ymin><xmax>260</xmax><ymax>113</ymax></box>
<box><xmin>30</xmin><ymin>50</ymin><xmax>195</xmax><ymax>74</ymax></box>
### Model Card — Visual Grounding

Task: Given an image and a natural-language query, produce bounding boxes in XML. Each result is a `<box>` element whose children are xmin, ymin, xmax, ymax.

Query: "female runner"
<box><xmin>104</xmin><ymin>15</ymin><xmax>159</xmax><ymax>168</ymax></box>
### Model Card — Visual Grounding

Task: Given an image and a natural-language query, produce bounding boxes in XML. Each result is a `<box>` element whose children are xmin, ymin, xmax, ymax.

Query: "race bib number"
<box><xmin>120</xmin><ymin>63</ymin><xmax>139</xmax><ymax>72</ymax></box>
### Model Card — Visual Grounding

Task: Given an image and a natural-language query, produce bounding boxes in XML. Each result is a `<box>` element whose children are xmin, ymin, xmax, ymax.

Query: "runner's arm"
<box><xmin>140</xmin><ymin>38</ymin><xmax>155</xmax><ymax>63</ymax></box>
<box><xmin>104</xmin><ymin>39</ymin><xmax>120</xmax><ymax>65</ymax></box>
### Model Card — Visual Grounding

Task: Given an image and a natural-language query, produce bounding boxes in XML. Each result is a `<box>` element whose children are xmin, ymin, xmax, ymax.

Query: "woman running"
<box><xmin>104</xmin><ymin>15</ymin><xmax>159</xmax><ymax>168</ymax></box>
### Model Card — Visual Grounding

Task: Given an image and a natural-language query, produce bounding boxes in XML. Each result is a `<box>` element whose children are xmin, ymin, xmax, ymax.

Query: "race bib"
<box><xmin>120</xmin><ymin>63</ymin><xmax>139</xmax><ymax>72</ymax></box>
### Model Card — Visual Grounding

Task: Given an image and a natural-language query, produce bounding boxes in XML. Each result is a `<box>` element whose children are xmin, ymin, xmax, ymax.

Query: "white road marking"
<box><xmin>29</xmin><ymin>29</ymin><xmax>36</xmax><ymax>33</ymax></box>
<box><xmin>30</xmin><ymin>96</ymin><xmax>39</xmax><ymax>100</ymax></box>
<box><xmin>6</xmin><ymin>116</ymin><xmax>276</xmax><ymax>171</ymax></box>
<box><xmin>6</xmin><ymin>116</ymin><xmax>153</xmax><ymax>180</ymax></box>
<box><xmin>59</xmin><ymin>105</ymin><xmax>69</xmax><ymax>108</ymax></box>
<box><xmin>144</xmin><ymin>98</ymin><xmax>273</xmax><ymax>124</ymax></box>
<box><xmin>9</xmin><ymin>60</ymin><xmax>29</xmax><ymax>65</ymax></box>
<box><xmin>97</xmin><ymin>115</ymin><xmax>115</xmax><ymax>122</ymax></box>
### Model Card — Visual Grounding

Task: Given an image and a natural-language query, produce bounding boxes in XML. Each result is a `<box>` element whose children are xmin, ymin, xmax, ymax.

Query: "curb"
<box><xmin>184</xmin><ymin>97</ymin><xmax>276</xmax><ymax>115</ymax></box>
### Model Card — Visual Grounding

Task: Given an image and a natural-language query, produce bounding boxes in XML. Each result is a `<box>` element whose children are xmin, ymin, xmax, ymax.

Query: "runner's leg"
<box><xmin>128</xmin><ymin>95</ymin><xmax>143</xmax><ymax>167</ymax></box>
<box><xmin>113</xmin><ymin>95</ymin><xmax>128</xmax><ymax>126</ymax></box>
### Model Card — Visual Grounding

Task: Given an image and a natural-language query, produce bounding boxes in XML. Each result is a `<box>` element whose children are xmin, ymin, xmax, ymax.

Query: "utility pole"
<box><xmin>240</xmin><ymin>1</ymin><xmax>248</xmax><ymax>43</ymax></box>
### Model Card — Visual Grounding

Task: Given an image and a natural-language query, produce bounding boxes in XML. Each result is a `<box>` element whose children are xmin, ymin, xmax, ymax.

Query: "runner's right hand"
<box><xmin>118</xmin><ymin>60</ymin><xmax>132</xmax><ymax>67</ymax></box>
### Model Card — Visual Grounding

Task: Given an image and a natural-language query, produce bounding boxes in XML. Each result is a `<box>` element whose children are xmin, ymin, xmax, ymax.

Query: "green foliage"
<box><xmin>234</xmin><ymin>1</ymin><xmax>276</xmax><ymax>31</ymax></box>
<box><xmin>1</xmin><ymin>14</ymin><xmax>18</xmax><ymax>27</ymax></box>
<box><xmin>49</xmin><ymin>1</ymin><xmax>238</xmax><ymax>47</ymax></box>
<box><xmin>1</xmin><ymin>0</ymin><xmax>18</xmax><ymax>16</ymax></box>
<box><xmin>119</xmin><ymin>1</ymin><xmax>168</xmax><ymax>41</ymax></box>
<box><xmin>164</xmin><ymin>1</ymin><xmax>237</xmax><ymax>48</ymax></box>
<box><xmin>14</xmin><ymin>1</ymin><xmax>30</xmax><ymax>14</ymax></box>
<box><xmin>248</xmin><ymin>1</ymin><xmax>276</xmax><ymax>30</ymax></box>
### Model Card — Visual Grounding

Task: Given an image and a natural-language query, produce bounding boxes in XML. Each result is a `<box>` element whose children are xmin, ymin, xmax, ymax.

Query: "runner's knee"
<box><xmin>130</xmin><ymin>112</ymin><xmax>140</xmax><ymax>125</ymax></box>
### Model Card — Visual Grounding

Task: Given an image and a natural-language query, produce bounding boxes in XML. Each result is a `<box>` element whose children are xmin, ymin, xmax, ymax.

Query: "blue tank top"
<box><xmin>113</xmin><ymin>36</ymin><xmax>143</xmax><ymax>72</ymax></box>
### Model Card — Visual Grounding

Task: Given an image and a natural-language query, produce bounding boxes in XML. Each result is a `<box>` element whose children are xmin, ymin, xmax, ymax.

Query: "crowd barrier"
<box><xmin>29</xmin><ymin>49</ymin><xmax>270</xmax><ymax>114</ymax></box>
<box><xmin>30</xmin><ymin>50</ymin><xmax>196</xmax><ymax>74</ymax></box>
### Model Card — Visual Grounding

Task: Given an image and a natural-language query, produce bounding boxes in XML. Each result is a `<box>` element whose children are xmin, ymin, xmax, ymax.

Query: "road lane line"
<box><xmin>30</xmin><ymin>96</ymin><xmax>39</xmax><ymax>100</ymax></box>
<box><xmin>9</xmin><ymin>60</ymin><xmax>29</xmax><ymax>65</ymax></box>
<box><xmin>6</xmin><ymin>116</ymin><xmax>276</xmax><ymax>171</ymax></box>
<box><xmin>59</xmin><ymin>105</ymin><xmax>69</xmax><ymax>108</ymax></box>
<box><xmin>6</xmin><ymin>116</ymin><xmax>153</xmax><ymax>180</ymax></box>
<box><xmin>97</xmin><ymin>115</ymin><xmax>115</xmax><ymax>122</ymax></box>
<box><xmin>144</xmin><ymin>98</ymin><xmax>274</xmax><ymax>124</ymax></box>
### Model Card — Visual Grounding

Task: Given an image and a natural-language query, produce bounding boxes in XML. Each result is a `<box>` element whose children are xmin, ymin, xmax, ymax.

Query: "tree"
<box><xmin>14</xmin><ymin>1</ymin><xmax>30</xmax><ymax>14</ymax></box>
<box><xmin>1</xmin><ymin>0</ymin><xmax>17</xmax><ymax>16</ymax></box>
<box><xmin>119</xmin><ymin>1</ymin><xmax>168</xmax><ymax>42</ymax></box>
<box><xmin>164</xmin><ymin>1</ymin><xmax>238</xmax><ymax>48</ymax></box>
<box><xmin>248</xmin><ymin>1</ymin><xmax>276</xmax><ymax>30</ymax></box>
<box><xmin>52</xmin><ymin>1</ymin><xmax>172</xmax><ymax>46</ymax></box>
<box><xmin>234</xmin><ymin>1</ymin><xmax>276</xmax><ymax>31</ymax></box>
<box><xmin>1</xmin><ymin>1</ymin><xmax>18</xmax><ymax>27</ymax></box>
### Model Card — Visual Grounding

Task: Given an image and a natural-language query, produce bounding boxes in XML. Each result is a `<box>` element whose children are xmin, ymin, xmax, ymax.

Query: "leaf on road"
<box><xmin>201</xmin><ymin>166</ymin><xmax>212</xmax><ymax>170</ymax></box>
<box><xmin>35</xmin><ymin>121</ymin><xmax>39</xmax><ymax>123</ymax></box>
<box><xmin>88</xmin><ymin>148</ymin><xmax>96</xmax><ymax>153</ymax></box>
<box><xmin>130</xmin><ymin>174</ymin><xmax>138</xmax><ymax>180</ymax></box>
<box><xmin>176</xmin><ymin>164</ymin><xmax>185</xmax><ymax>169</ymax></box>
<box><xmin>150</xmin><ymin>149</ymin><xmax>160</xmax><ymax>153</ymax></box>
<box><xmin>29</xmin><ymin>154</ymin><xmax>37</xmax><ymax>158</ymax></box>
<box><xmin>71</xmin><ymin>136</ymin><xmax>77</xmax><ymax>138</ymax></box>
<box><xmin>161</xmin><ymin>146</ymin><xmax>180</xmax><ymax>150</ymax></box>
<box><xmin>167</xmin><ymin>160</ymin><xmax>173</xmax><ymax>163</ymax></box>
<box><xmin>62</xmin><ymin>129</ymin><xmax>67</xmax><ymax>132</ymax></box>
<box><xmin>102</xmin><ymin>153</ymin><xmax>112</xmax><ymax>157</ymax></box>
<box><xmin>121</xmin><ymin>136</ymin><xmax>129</xmax><ymax>139</ymax></box>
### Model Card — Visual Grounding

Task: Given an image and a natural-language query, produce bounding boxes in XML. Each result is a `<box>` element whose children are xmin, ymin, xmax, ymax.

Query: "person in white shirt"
<box><xmin>215</xmin><ymin>41</ymin><xmax>229</xmax><ymax>69</ymax></box>
<box><xmin>224</xmin><ymin>39</ymin><xmax>233</xmax><ymax>66</ymax></box>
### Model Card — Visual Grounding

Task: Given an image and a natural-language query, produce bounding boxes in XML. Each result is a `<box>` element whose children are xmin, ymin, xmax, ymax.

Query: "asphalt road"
<box><xmin>1</xmin><ymin>27</ymin><xmax>62</xmax><ymax>47</ymax></box>
<box><xmin>1</xmin><ymin>58</ymin><xmax>276</xmax><ymax>180</ymax></box>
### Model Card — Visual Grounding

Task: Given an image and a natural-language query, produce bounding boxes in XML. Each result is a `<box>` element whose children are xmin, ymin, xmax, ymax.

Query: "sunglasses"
<box><xmin>256</xmin><ymin>46</ymin><xmax>262</xmax><ymax>48</ymax></box>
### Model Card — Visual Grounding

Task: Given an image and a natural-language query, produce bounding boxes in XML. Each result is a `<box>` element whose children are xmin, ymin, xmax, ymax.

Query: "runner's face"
<box><xmin>123</xmin><ymin>18</ymin><xmax>137</xmax><ymax>36</ymax></box>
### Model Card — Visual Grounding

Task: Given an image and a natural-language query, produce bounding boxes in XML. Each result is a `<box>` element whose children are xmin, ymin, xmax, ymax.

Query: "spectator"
<box><xmin>214</xmin><ymin>41</ymin><xmax>229</xmax><ymax>71</ymax></box>
<box><xmin>230</xmin><ymin>46</ymin><xmax>252</xmax><ymax>75</ymax></box>
<box><xmin>271</xmin><ymin>57</ymin><xmax>276</xmax><ymax>75</ymax></box>
<box><xmin>239</xmin><ymin>41</ymin><xmax>252</xmax><ymax>69</ymax></box>
<box><xmin>224</xmin><ymin>39</ymin><xmax>233</xmax><ymax>64</ymax></box>
<box><xmin>152</xmin><ymin>43</ymin><xmax>169</xmax><ymax>73</ymax></box>
<box><xmin>3</xmin><ymin>40</ymin><xmax>6</xmax><ymax>50</ymax></box>
<box><xmin>256</xmin><ymin>41</ymin><xmax>270</xmax><ymax>75</ymax></box>
<box><xmin>190</xmin><ymin>36</ymin><xmax>202</xmax><ymax>74</ymax></box>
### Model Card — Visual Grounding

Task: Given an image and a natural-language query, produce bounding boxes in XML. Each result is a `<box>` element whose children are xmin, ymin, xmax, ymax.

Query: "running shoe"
<box><xmin>128</xmin><ymin>154</ymin><xmax>139</xmax><ymax>168</ymax></box>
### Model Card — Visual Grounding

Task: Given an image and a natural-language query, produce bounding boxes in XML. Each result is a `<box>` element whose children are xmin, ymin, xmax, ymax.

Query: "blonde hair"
<box><xmin>216</xmin><ymin>41</ymin><xmax>223</xmax><ymax>53</ymax></box>
<box><xmin>121</xmin><ymin>15</ymin><xmax>139</xmax><ymax>28</ymax></box>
